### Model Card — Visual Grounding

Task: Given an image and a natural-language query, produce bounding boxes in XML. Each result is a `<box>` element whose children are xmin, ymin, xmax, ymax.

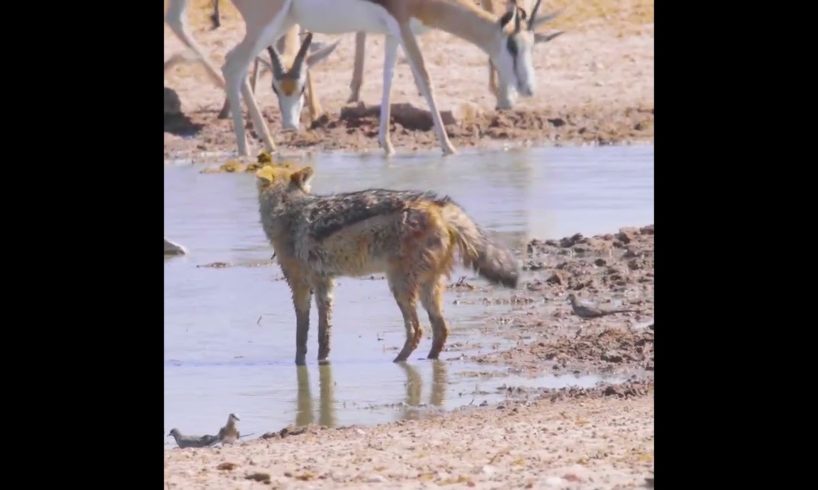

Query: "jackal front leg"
<box><xmin>315</xmin><ymin>278</ymin><xmax>335</xmax><ymax>364</ymax></box>
<box><xmin>285</xmin><ymin>269</ymin><xmax>313</xmax><ymax>365</ymax></box>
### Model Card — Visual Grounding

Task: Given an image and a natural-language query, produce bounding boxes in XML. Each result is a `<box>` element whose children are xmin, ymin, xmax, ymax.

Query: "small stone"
<box><xmin>245</xmin><ymin>472</ymin><xmax>271</xmax><ymax>484</ymax></box>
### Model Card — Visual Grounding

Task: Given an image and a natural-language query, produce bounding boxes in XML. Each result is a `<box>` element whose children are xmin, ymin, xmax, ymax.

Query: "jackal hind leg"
<box><xmin>420</xmin><ymin>276</ymin><xmax>449</xmax><ymax>360</ymax></box>
<box><xmin>387</xmin><ymin>270</ymin><xmax>422</xmax><ymax>363</ymax></box>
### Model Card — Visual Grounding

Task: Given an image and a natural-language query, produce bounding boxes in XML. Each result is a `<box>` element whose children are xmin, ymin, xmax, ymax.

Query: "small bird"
<box><xmin>164</xmin><ymin>238</ymin><xmax>187</xmax><ymax>256</ymax></box>
<box><xmin>567</xmin><ymin>293</ymin><xmax>639</xmax><ymax>319</ymax></box>
<box><xmin>167</xmin><ymin>428</ymin><xmax>219</xmax><ymax>448</ymax></box>
<box><xmin>217</xmin><ymin>413</ymin><xmax>241</xmax><ymax>444</ymax></box>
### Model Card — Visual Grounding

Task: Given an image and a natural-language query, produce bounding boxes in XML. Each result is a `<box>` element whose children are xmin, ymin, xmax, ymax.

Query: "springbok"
<box><xmin>199</xmin><ymin>0</ymin><xmax>558</xmax><ymax>112</ymax></box>
<box><xmin>205</xmin><ymin>0</ymin><xmax>562</xmax><ymax>111</ymax></box>
<box><xmin>346</xmin><ymin>0</ymin><xmax>563</xmax><ymax>108</ymax></box>
<box><xmin>221</xmin><ymin>0</ymin><xmax>559</xmax><ymax>157</ymax></box>
<box><xmin>164</xmin><ymin>0</ymin><xmax>337</xmax><ymax>125</ymax></box>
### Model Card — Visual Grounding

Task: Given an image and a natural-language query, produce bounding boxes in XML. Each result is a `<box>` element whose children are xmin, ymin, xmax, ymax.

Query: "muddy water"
<box><xmin>164</xmin><ymin>145</ymin><xmax>652</xmax><ymax>446</ymax></box>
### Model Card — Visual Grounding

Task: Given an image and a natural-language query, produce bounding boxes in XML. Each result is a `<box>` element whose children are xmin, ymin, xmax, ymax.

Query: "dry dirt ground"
<box><xmin>163</xmin><ymin>0</ymin><xmax>653</xmax><ymax>160</ymax></box>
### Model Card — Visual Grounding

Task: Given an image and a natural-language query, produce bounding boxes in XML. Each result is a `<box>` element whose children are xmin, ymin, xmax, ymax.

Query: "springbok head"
<box><xmin>492</xmin><ymin>0</ymin><xmax>564</xmax><ymax>108</ymax></box>
<box><xmin>266</xmin><ymin>33</ymin><xmax>339</xmax><ymax>131</ymax></box>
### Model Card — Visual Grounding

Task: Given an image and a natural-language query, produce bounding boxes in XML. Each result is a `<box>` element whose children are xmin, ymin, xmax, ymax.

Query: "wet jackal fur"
<box><xmin>256</xmin><ymin>164</ymin><xmax>519</xmax><ymax>365</ymax></box>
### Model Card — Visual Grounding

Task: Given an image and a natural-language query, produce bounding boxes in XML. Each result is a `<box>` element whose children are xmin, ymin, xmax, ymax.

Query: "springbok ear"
<box><xmin>290</xmin><ymin>166</ymin><xmax>314</xmax><ymax>191</ymax></box>
<box><xmin>534</xmin><ymin>31</ymin><xmax>564</xmax><ymax>44</ymax></box>
<box><xmin>530</xmin><ymin>10</ymin><xmax>563</xmax><ymax>31</ymax></box>
<box><xmin>306</xmin><ymin>40</ymin><xmax>340</xmax><ymax>68</ymax></box>
<box><xmin>309</xmin><ymin>41</ymin><xmax>328</xmax><ymax>53</ymax></box>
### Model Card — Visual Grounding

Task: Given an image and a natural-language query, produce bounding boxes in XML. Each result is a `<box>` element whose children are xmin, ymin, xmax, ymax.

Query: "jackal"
<box><xmin>256</xmin><ymin>164</ymin><xmax>519</xmax><ymax>365</ymax></box>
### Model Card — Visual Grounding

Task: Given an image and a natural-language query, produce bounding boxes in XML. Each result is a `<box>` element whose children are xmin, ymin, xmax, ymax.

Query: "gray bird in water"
<box><xmin>567</xmin><ymin>293</ymin><xmax>639</xmax><ymax>319</ymax></box>
<box><xmin>167</xmin><ymin>428</ymin><xmax>219</xmax><ymax>448</ymax></box>
<box><xmin>164</xmin><ymin>238</ymin><xmax>187</xmax><ymax>256</ymax></box>
<box><xmin>217</xmin><ymin>413</ymin><xmax>241</xmax><ymax>444</ymax></box>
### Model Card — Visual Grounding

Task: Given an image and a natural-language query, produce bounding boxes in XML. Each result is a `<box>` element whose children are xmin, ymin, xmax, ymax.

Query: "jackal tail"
<box><xmin>440</xmin><ymin>203</ymin><xmax>519</xmax><ymax>288</ymax></box>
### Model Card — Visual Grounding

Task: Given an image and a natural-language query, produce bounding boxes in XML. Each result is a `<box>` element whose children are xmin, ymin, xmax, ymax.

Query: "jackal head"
<box><xmin>256</xmin><ymin>164</ymin><xmax>315</xmax><ymax>195</ymax></box>
<box><xmin>256</xmin><ymin>164</ymin><xmax>315</xmax><ymax>239</ymax></box>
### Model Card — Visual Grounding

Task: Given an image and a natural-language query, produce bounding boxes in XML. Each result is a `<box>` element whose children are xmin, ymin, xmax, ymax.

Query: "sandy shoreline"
<box><xmin>165</xmin><ymin>394</ymin><xmax>653</xmax><ymax>489</ymax></box>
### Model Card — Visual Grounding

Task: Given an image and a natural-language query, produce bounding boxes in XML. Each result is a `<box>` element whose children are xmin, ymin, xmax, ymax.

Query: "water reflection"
<box><xmin>294</xmin><ymin>361</ymin><xmax>450</xmax><ymax>426</ymax></box>
<box><xmin>399</xmin><ymin>361</ymin><xmax>449</xmax><ymax>420</ymax></box>
<box><xmin>295</xmin><ymin>365</ymin><xmax>336</xmax><ymax>427</ymax></box>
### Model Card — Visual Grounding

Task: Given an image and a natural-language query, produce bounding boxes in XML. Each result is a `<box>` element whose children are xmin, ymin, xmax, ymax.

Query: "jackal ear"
<box><xmin>256</xmin><ymin>165</ymin><xmax>276</xmax><ymax>183</ymax></box>
<box><xmin>291</xmin><ymin>166</ymin><xmax>314</xmax><ymax>191</ymax></box>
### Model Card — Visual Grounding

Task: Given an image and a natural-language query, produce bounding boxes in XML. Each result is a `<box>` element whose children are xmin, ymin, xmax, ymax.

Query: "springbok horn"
<box><xmin>266</xmin><ymin>46</ymin><xmax>285</xmax><ymax>80</ymax></box>
<box><xmin>528</xmin><ymin>0</ymin><xmax>542</xmax><ymax>30</ymax></box>
<box><xmin>291</xmin><ymin>32</ymin><xmax>314</xmax><ymax>78</ymax></box>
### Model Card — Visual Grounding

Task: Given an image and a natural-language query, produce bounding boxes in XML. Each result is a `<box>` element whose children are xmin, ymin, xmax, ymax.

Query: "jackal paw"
<box><xmin>393</xmin><ymin>348</ymin><xmax>412</xmax><ymax>363</ymax></box>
